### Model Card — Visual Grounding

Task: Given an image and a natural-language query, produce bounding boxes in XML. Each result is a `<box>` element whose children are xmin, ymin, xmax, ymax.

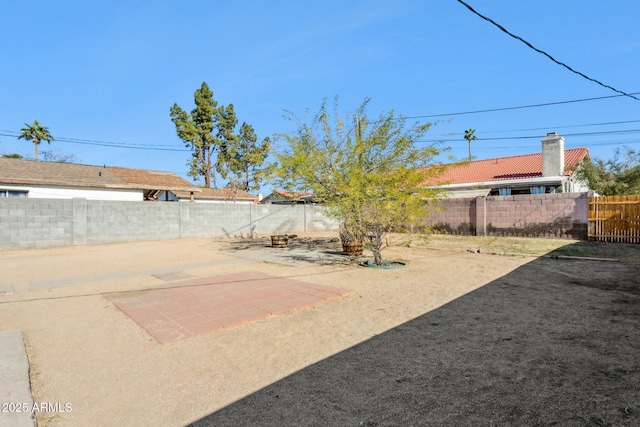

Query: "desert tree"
<box><xmin>17</xmin><ymin>120</ymin><xmax>54</xmax><ymax>161</ymax></box>
<box><xmin>574</xmin><ymin>147</ymin><xmax>640</xmax><ymax>195</ymax></box>
<box><xmin>272</xmin><ymin>97</ymin><xmax>446</xmax><ymax>265</ymax></box>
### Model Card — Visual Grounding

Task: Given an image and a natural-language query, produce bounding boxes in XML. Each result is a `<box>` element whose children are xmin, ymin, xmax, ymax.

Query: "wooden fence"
<box><xmin>588</xmin><ymin>195</ymin><xmax>640</xmax><ymax>243</ymax></box>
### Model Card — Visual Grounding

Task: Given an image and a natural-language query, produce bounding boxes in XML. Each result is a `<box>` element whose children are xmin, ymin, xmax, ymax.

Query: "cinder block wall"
<box><xmin>423</xmin><ymin>198</ymin><xmax>477</xmax><ymax>234</ymax></box>
<box><xmin>0</xmin><ymin>198</ymin><xmax>74</xmax><ymax>249</ymax></box>
<box><xmin>0</xmin><ymin>199</ymin><xmax>338</xmax><ymax>251</ymax></box>
<box><xmin>0</xmin><ymin>193</ymin><xmax>589</xmax><ymax>251</ymax></box>
<box><xmin>423</xmin><ymin>193</ymin><xmax>588</xmax><ymax>239</ymax></box>
<box><xmin>484</xmin><ymin>193</ymin><xmax>588</xmax><ymax>239</ymax></box>
<box><xmin>84</xmin><ymin>200</ymin><xmax>181</xmax><ymax>244</ymax></box>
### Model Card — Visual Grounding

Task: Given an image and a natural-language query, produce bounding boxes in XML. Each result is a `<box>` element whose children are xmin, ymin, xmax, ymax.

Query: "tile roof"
<box><xmin>260</xmin><ymin>190</ymin><xmax>314</xmax><ymax>204</ymax></box>
<box><xmin>421</xmin><ymin>148</ymin><xmax>589</xmax><ymax>186</ymax></box>
<box><xmin>0</xmin><ymin>158</ymin><xmax>198</xmax><ymax>191</ymax></box>
<box><xmin>172</xmin><ymin>187</ymin><xmax>258</xmax><ymax>201</ymax></box>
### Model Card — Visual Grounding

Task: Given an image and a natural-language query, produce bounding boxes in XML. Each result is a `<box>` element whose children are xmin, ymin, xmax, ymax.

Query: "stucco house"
<box><xmin>0</xmin><ymin>157</ymin><xmax>201</xmax><ymax>201</ymax></box>
<box><xmin>0</xmin><ymin>158</ymin><xmax>261</xmax><ymax>203</ymax></box>
<box><xmin>422</xmin><ymin>132</ymin><xmax>591</xmax><ymax>198</ymax></box>
<box><xmin>156</xmin><ymin>187</ymin><xmax>258</xmax><ymax>204</ymax></box>
<box><xmin>260</xmin><ymin>190</ymin><xmax>315</xmax><ymax>204</ymax></box>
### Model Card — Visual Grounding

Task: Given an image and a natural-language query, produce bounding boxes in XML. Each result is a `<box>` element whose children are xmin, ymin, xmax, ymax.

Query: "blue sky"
<box><xmin>1</xmin><ymin>0</ymin><xmax>638</xmax><ymax>195</ymax></box>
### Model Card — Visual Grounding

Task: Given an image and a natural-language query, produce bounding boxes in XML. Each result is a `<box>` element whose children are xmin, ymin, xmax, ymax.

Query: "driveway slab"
<box><xmin>0</xmin><ymin>330</ymin><xmax>36</xmax><ymax>427</ymax></box>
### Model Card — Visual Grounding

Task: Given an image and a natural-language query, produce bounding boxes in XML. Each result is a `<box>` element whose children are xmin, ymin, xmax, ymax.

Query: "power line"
<box><xmin>456</xmin><ymin>0</ymin><xmax>639</xmax><ymax>101</ymax></box>
<box><xmin>403</xmin><ymin>92</ymin><xmax>640</xmax><ymax>119</ymax></box>
<box><xmin>481</xmin><ymin>119</ymin><xmax>640</xmax><ymax>134</ymax></box>
<box><xmin>418</xmin><ymin>129</ymin><xmax>640</xmax><ymax>143</ymax></box>
<box><xmin>479</xmin><ymin>129</ymin><xmax>640</xmax><ymax>141</ymax></box>
<box><xmin>2</xmin><ymin>94</ymin><xmax>638</xmax><ymax>153</ymax></box>
<box><xmin>56</xmin><ymin>138</ymin><xmax>188</xmax><ymax>152</ymax></box>
<box><xmin>0</xmin><ymin>132</ymin><xmax>189</xmax><ymax>152</ymax></box>
<box><xmin>466</xmin><ymin>138</ymin><xmax>640</xmax><ymax>151</ymax></box>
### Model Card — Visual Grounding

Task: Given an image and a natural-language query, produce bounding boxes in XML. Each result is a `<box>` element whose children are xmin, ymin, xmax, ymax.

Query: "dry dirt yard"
<box><xmin>0</xmin><ymin>234</ymin><xmax>638</xmax><ymax>426</ymax></box>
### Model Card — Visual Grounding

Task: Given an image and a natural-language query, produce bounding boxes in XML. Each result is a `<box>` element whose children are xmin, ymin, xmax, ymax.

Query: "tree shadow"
<box><xmin>218</xmin><ymin>236</ymin><xmax>364</xmax><ymax>266</ymax></box>
<box><xmin>190</xmin><ymin>242</ymin><xmax>640</xmax><ymax>426</ymax></box>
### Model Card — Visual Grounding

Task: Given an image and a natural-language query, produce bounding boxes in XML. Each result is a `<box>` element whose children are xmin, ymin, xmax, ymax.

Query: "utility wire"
<box><xmin>481</xmin><ymin>119</ymin><xmax>640</xmax><ymax>134</ymax></box>
<box><xmin>418</xmin><ymin>129</ymin><xmax>640</xmax><ymax>143</ymax></box>
<box><xmin>404</xmin><ymin>92</ymin><xmax>640</xmax><ymax>119</ymax></box>
<box><xmin>456</xmin><ymin>0</ymin><xmax>639</xmax><ymax>101</ymax></box>
<box><xmin>2</xmin><ymin>93</ymin><xmax>638</xmax><ymax>152</ymax></box>
<box><xmin>0</xmin><ymin>132</ymin><xmax>189</xmax><ymax>152</ymax></box>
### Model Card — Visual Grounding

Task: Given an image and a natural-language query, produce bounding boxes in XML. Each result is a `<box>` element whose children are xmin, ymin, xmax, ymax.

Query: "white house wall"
<box><xmin>177</xmin><ymin>199</ymin><xmax>255</xmax><ymax>204</ymax></box>
<box><xmin>0</xmin><ymin>184</ymin><xmax>142</xmax><ymax>201</ymax></box>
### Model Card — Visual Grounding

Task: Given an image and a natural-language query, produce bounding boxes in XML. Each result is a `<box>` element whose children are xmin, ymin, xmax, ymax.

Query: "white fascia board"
<box><xmin>0</xmin><ymin>184</ymin><xmax>142</xmax><ymax>201</ymax></box>
<box><xmin>434</xmin><ymin>175</ymin><xmax>567</xmax><ymax>190</ymax></box>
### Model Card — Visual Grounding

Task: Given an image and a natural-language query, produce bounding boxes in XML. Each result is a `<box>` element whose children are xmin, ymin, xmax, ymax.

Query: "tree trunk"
<box><xmin>205</xmin><ymin>149</ymin><xmax>212</xmax><ymax>188</ymax></box>
<box><xmin>368</xmin><ymin>232</ymin><xmax>384</xmax><ymax>265</ymax></box>
<box><xmin>33</xmin><ymin>137</ymin><xmax>39</xmax><ymax>161</ymax></box>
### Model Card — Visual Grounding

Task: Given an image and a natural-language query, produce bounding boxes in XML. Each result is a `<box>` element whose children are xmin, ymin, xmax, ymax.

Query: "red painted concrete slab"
<box><xmin>106</xmin><ymin>271</ymin><xmax>353</xmax><ymax>344</ymax></box>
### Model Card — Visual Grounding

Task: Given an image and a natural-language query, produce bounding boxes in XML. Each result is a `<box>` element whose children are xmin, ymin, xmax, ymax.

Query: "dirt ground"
<box><xmin>0</xmin><ymin>234</ymin><xmax>638</xmax><ymax>426</ymax></box>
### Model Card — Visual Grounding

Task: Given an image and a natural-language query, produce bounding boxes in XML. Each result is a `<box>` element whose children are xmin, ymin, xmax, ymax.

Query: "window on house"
<box><xmin>530</xmin><ymin>186</ymin><xmax>546</xmax><ymax>194</ymax></box>
<box><xmin>498</xmin><ymin>188</ymin><xmax>512</xmax><ymax>196</ymax></box>
<box><xmin>0</xmin><ymin>190</ymin><xmax>28</xmax><ymax>198</ymax></box>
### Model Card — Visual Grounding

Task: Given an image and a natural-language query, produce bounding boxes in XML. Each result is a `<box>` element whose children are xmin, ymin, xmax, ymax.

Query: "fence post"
<box><xmin>475</xmin><ymin>196</ymin><xmax>486</xmax><ymax>236</ymax></box>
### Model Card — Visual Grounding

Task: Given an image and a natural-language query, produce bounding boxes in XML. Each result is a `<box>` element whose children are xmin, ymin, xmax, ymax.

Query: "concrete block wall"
<box><xmin>423</xmin><ymin>198</ymin><xmax>477</xmax><ymax>234</ymax></box>
<box><xmin>0</xmin><ymin>199</ymin><xmax>339</xmax><ymax>251</ymax></box>
<box><xmin>0</xmin><ymin>198</ymin><xmax>74</xmax><ymax>250</ymax></box>
<box><xmin>484</xmin><ymin>193</ymin><xmax>588</xmax><ymax>239</ymax></box>
<box><xmin>180</xmin><ymin>203</ymin><xmax>251</xmax><ymax>239</ymax></box>
<box><xmin>85</xmin><ymin>200</ymin><xmax>182</xmax><ymax>244</ymax></box>
<box><xmin>0</xmin><ymin>193</ymin><xmax>589</xmax><ymax>251</ymax></box>
<box><xmin>422</xmin><ymin>193</ymin><xmax>589</xmax><ymax>239</ymax></box>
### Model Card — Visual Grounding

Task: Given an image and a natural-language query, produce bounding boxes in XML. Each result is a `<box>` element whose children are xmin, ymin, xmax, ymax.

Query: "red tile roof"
<box><xmin>421</xmin><ymin>148</ymin><xmax>589</xmax><ymax>186</ymax></box>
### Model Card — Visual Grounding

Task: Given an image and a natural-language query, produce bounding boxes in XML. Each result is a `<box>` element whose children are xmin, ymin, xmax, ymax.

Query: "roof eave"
<box><xmin>430</xmin><ymin>175</ymin><xmax>568</xmax><ymax>190</ymax></box>
<box><xmin>0</xmin><ymin>179</ymin><xmax>202</xmax><ymax>192</ymax></box>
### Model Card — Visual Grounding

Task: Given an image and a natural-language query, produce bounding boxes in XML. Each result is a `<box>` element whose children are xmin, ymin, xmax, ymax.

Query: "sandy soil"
<box><xmin>0</xmin><ymin>234</ymin><xmax>637</xmax><ymax>426</ymax></box>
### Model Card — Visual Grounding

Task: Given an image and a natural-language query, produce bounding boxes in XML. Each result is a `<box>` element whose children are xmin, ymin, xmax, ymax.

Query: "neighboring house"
<box><xmin>156</xmin><ymin>187</ymin><xmax>259</xmax><ymax>204</ymax></box>
<box><xmin>0</xmin><ymin>158</ymin><xmax>200</xmax><ymax>201</ymax></box>
<box><xmin>260</xmin><ymin>190</ymin><xmax>315</xmax><ymax>204</ymax></box>
<box><xmin>422</xmin><ymin>132</ymin><xmax>591</xmax><ymax>198</ymax></box>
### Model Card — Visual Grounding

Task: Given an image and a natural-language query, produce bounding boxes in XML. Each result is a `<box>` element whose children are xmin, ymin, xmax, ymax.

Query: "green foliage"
<box><xmin>575</xmin><ymin>147</ymin><xmax>640</xmax><ymax>195</ymax></box>
<box><xmin>222</xmin><ymin>122</ymin><xmax>271</xmax><ymax>193</ymax></box>
<box><xmin>272</xmin><ymin>97</ymin><xmax>446</xmax><ymax>265</ymax></box>
<box><xmin>17</xmin><ymin>120</ymin><xmax>54</xmax><ymax>161</ymax></box>
<box><xmin>170</xmin><ymin>82</ymin><xmax>221</xmax><ymax>188</ymax></box>
<box><xmin>170</xmin><ymin>82</ymin><xmax>270</xmax><ymax>192</ymax></box>
<box><xmin>2</xmin><ymin>153</ymin><xmax>23</xmax><ymax>158</ymax></box>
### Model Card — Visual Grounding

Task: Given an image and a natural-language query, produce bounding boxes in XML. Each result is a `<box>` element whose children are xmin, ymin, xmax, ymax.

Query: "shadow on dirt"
<box><xmin>190</xmin><ymin>242</ymin><xmax>640</xmax><ymax>426</ymax></box>
<box><xmin>220</xmin><ymin>236</ymin><xmax>343</xmax><ymax>252</ymax></box>
<box><xmin>220</xmin><ymin>236</ymin><xmax>363</xmax><ymax>266</ymax></box>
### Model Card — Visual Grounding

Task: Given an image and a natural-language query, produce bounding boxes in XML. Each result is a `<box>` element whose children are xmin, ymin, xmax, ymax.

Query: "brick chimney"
<box><xmin>541</xmin><ymin>132</ymin><xmax>565</xmax><ymax>177</ymax></box>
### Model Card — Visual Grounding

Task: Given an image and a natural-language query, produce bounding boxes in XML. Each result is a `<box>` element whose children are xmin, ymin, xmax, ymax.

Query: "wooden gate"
<box><xmin>588</xmin><ymin>195</ymin><xmax>640</xmax><ymax>243</ymax></box>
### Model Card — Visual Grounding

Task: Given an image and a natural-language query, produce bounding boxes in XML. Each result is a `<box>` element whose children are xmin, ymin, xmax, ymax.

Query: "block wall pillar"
<box><xmin>475</xmin><ymin>196</ymin><xmax>486</xmax><ymax>236</ymax></box>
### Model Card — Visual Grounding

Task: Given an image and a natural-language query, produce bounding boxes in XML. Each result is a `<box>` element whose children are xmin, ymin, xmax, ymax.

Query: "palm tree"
<box><xmin>18</xmin><ymin>120</ymin><xmax>54</xmax><ymax>161</ymax></box>
<box><xmin>464</xmin><ymin>128</ymin><xmax>477</xmax><ymax>161</ymax></box>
